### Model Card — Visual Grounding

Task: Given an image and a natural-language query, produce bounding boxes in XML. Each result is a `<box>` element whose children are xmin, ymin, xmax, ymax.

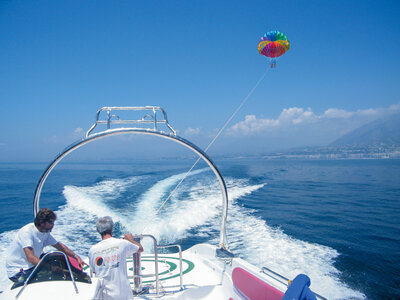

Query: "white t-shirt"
<box><xmin>6</xmin><ymin>223</ymin><xmax>58</xmax><ymax>277</ymax></box>
<box><xmin>89</xmin><ymin>237</ymin><xmax>139</xmax><ymax>300</ymax></box>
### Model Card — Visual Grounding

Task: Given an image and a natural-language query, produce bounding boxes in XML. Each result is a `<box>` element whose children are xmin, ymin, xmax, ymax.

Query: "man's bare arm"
<box><xmin>124</xmin><ymin>233</ymin><xmax>144</xmax><ymax>253</ymax></box>
<box><xmin>23</xmin><ymin>247</ymin><xmax>40</xmax><ymax>266</ymax></box>
<box><xmin>53</xmin><ymin>242</ymin><xmax>86</xmax><ymax>267</ymax></box>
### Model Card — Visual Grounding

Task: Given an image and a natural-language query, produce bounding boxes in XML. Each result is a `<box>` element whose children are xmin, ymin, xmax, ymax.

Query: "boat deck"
<box><xmin>130</xmin><ymin>244</ymin><xmax>238</xmax><ymax>299</ymax></box>
<box><xmin>0</xmin><ymin>244</ymin><xmax>325</xmax><ymax>300</ymax></box>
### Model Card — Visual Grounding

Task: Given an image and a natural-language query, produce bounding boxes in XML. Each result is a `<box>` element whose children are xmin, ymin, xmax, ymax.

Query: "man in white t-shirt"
<box><xmin>89</xmin><ymin>216</ymin><xmax>143</xmax><ymax>300</ymax></box>
<box><xmin>6</xmin><ymin>208</ymin><xmax>86</xmax><ymax>282</ymax></box>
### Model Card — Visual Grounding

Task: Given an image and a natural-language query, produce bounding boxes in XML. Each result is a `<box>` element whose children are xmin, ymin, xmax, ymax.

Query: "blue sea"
<box><xmin>0</xmin><ymin>158</ymin><xmax>399</xmax><ymax>299</ymax></box>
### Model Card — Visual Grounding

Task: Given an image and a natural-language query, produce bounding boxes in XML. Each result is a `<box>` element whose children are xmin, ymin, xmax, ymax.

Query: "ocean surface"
<box><xmin>0</xmin><ymin>158</ymin><xmax>399</xmax><ymax>299</ymax></box>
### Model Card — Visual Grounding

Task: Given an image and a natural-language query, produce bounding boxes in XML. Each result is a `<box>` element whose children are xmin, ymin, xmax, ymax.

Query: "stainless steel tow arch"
<box><xmin>33</xmin><ymin>128</ymin><xmax>228</xmax><ymax>248</ymax></box>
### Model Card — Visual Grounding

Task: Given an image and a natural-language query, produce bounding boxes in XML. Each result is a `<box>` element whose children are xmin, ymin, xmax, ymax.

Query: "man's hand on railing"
<box><xmin>123</xmin><ymin>233</ymin><xmax>144</xmax><ymax>253</ymax></box>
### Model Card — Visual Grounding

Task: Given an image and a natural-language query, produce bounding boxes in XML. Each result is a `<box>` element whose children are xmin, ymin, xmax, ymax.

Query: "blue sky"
<box><xmin>1</xmin><ymin>0</ymin><xmax>400</xmax><ymax>161</ymax></box>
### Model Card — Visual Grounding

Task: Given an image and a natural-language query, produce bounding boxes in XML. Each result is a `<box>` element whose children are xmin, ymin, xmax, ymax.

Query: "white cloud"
<box><xmin>184</xmin><ymin>127</ymin><xmax>201</xmax><ymax>136</ymax></box>
<box><xmin>229</xmin><ymin>104</ymin><xmax>399</xmax><ymax>136</ymax></box>
<box><xmin>74</xmin><ymin>127</ymin><xmax>84</xmax><ymax>134</ymax></box>
<box><xmin>230</xmin><ymin>107</ymin><xmax>317</xmax><ymax>134</ymax></box>
<box><xmin>72</xmin><ymin>127</ymin><xmax>85</xmax><ymax>139</ymax></box>
<box><xmin>45</xmin><ymin>127</ymin><xmax>86</xmax><ymax>145</ymax></box>
<box><xmin>322</xmin><ymin>108</ymin><xmax>354</xmax><ymax>119</ymax></box>
<box><xmin>389</xmin><ymin>103</ymin><xmax>400</xmax><ymax>111</ymax></box>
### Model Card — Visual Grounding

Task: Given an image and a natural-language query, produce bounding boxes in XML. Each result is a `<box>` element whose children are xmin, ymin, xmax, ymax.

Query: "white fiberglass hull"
<box><xmin>0</xmin><ymin>243</ymin><xmax>293</xmax><ymax>300</ymax></box>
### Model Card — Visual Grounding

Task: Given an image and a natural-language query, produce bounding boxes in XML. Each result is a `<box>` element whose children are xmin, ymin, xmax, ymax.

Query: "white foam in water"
<box><xmin>62</xmin><ymin>176</ymin><xmax>143</xmax><ymax>226</ymax></box>
<box><xmin>60</xmin><ymin>169</ymin><xmax>211</xmax><ymax>252</ymax></box>
<box><xmin>223</xmin><ymin>179</ymin><xmax>365</xmax><ymax>299</ymax></box>
<box><xmin>133</xmin><ymin>173</ymin><xmax>365</xmax><ymax>300</ymax></box>
<box><xmin>0</xmin><ymin>170</ymin><xmax>365</xmax><ymax>299</ymax></box>
<box><xmin>0</xmin><ymin>230</ymin><xmax>19</xmax><ymax>291</ymax></box>
<box><xmin>141</xmin><ymin>181</ymin><xmax>222</xmax><ymax>242</ymax></box>
<box><xmin>129</xmin><ymin>168</ymin><xmax>209</xmax><ymax>235</ymax></box>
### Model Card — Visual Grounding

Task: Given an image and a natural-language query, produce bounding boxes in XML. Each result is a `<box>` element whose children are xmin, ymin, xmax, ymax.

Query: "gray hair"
<box><xmin>96</xmin><ymin>216</ymin><xmax>114</xmax><ymax>236</ymax></box>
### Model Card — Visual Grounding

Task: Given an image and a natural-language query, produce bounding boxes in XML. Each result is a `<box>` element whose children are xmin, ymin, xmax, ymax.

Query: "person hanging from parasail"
<box><xmin>258</xmin><ymin>30</ymin><xmax>290</xmax><ymax>68</ymax></box>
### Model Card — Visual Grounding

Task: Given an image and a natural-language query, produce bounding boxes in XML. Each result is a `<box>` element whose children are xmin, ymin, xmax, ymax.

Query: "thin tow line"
<box><xmin>204</xmin><ymin>68</ymin><xmax>270</xmax><ymax>152</ymax></box>
<box><xmin>141</xmin><ymin>67</ymin><xmax>270</xmax><ymax>234</ymax></box>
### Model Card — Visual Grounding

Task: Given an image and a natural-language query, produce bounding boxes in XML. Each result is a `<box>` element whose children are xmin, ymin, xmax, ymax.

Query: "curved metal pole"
<box><xmin>16</xmin><ymin>251</ymin><xmax>79</xmax><ymax>299</ymax></box>
<box><xmin>33</xmin><ymin>128</ymin><xmax>228</xmax><ymax>248</ymax></box>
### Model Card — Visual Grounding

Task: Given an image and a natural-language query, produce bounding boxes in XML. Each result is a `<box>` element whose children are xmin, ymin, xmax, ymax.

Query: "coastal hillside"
<box><xmin>330</xmin><ymin>113</ymin><xmax>400</xmax><ymax>147</ymax></box>
<box><xmin>254</xmin><ymin>113</ymin><xmax>400</xmax><ymax>159</ymax></box>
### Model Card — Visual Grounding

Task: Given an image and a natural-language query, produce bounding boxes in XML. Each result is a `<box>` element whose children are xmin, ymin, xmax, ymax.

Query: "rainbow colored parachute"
<box><xmin>258</xmin><ymin>31</ymin><xmax>290</xmax><ymax>68</ymax></box>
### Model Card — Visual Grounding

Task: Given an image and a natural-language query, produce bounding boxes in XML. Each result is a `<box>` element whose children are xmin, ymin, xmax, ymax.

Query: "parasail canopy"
<box><xmin>258</xmin><ymin>31</ymin><xmax>290</xmax><ymax>67</ymax></box>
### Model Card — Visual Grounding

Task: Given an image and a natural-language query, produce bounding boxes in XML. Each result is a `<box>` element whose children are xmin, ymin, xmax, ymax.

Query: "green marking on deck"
<box><xmin>127</xmin><ymin>256</ymin><xmax>195</xmax><ymax>284</ymax></box>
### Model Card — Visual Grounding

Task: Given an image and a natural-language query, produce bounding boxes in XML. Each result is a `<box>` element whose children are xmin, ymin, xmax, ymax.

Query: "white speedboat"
<box><xmin>0</xmin><ymin>107</ymin><xmax>325</xmax><ymax>300</ymax></box>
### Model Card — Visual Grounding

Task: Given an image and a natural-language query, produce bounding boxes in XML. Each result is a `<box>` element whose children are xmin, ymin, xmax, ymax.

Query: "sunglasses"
<box><xmin>47</xmin><ymin>220</ymin><xmax>55</xmax><ymax>225</ymax></box>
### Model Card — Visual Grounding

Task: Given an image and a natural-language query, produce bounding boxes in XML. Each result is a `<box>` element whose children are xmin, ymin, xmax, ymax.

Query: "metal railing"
<box><xmin>132</xmin><ymin>234</ymin><xmax>160</xmax><ymax>296</ymax></box>
<box><xmin>261</xmin><ymin>267</ymin><xmax>327</xmax><ymax>300</ymax></box>
<box><xmin>16</xmin><ymin>251</ymin><xmax>79</xmax><ymax>299</ymax></box>
<box><xmin>130</xmin><ymin>235</ymin><xmax>184</xmax><ymax>296</ymax></box>
<box><xmin>34</xmin><ymin>107</ymin><xmax>229</xmax><ymax>251</ymax></box>
<box><xmin>86</xmin><ymin>106</ymin><xmax>177</xmax><ymax>137</ymax></box>
<box><xmin>157</xmin><ymin>244</ymin><xmax>183</xmax><ymax>290</ymax></box>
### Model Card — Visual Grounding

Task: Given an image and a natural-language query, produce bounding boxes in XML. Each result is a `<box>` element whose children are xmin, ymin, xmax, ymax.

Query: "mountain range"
<box><xmin>330</xmin><ymin>113</ymin><xmax>400</xmax><ymax>147</ymax></box>
<box><xmin>254</xmin><ymin>113</ymin><xmax>400</xmax><ymax>159</ymax></box>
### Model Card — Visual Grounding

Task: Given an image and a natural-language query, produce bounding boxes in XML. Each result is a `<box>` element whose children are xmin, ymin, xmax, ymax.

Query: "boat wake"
<box><xmin>0</xmin><ymin>169</ymin><xmax>365</xmax><ymax>299</ymax></box>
